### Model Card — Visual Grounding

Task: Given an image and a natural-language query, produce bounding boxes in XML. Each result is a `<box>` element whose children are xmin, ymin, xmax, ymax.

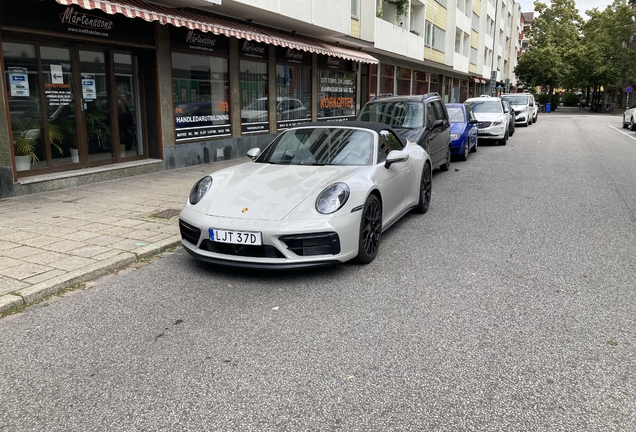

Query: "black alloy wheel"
<box><xmin>460</xmin><ymin>138</ymin><xmax>469</xmax><ymax>161</ymax></box>
<box><xmin>439</xmin><ymin>146</ymin><xmax>451</xmax><ymax>171</ymax></box>
<box><xmin>413</xmin><ymin>162</ymin><xmax>432</xmax><ymax>214</ymax></box>
<box><xmin>356</xmin><ymin>194</ymin><xmax>382</xmax><ymax>263</ymax></box>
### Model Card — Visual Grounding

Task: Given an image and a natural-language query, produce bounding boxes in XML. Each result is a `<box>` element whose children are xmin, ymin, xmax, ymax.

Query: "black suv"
<box><xmin>358</xmin><ymin>93</ymin><xmax>451</xmax><ymax>171</ymax></box>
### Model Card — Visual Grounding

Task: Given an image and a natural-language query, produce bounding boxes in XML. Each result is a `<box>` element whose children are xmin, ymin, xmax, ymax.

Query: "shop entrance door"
<box><xmin>39</xmin><ymin>46</ymin><xmax>143</xmax><ymax>168</ymax></box>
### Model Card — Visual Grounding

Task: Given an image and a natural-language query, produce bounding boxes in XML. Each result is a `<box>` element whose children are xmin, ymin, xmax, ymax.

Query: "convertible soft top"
<box><xmin>288</xmin><ymin>121</ymin><xmax>407</xmax><ymax>146</ymax></box>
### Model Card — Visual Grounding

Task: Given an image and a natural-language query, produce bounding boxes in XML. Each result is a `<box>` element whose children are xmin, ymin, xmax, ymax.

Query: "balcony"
<box><xmin>374</xmin><ymin>18</ymin><xmax>425</xmax><ymax>60</ymax></box>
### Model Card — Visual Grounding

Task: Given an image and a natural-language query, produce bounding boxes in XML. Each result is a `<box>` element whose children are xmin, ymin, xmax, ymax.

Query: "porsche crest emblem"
<box><xmin>241</xmin><ymin>207</ymin><xmax>249</xmax><ymax>213</ymax></box>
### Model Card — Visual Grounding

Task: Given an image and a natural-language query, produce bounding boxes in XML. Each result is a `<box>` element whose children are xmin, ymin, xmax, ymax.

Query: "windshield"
<box><xmin>501</xmin><ymin>95</ymin><xmax>529</xmax><ymax>105</ymax></box>
<box><xmin>446</xmin><ymin>107</ymin><xmax>466</xmax><ymax>123</ymax></box>
<box><xmin>465</xmin><ymin>100</ymin><xmax>502</xmax><ymax>114</ymax></box>
<box><xmin>358</xmin><ymin>101</ymin><xmax>424</xmax><ymax>128</ymax></box>
<box><xmin>243</xmin><ymin>99</ymin><xmax>268</xmax><ymax>111</ymax></box>
<box><xmin>256</xmin><ymin>127</ymin><xmax>374</xmax><ymax>166</ymax></box>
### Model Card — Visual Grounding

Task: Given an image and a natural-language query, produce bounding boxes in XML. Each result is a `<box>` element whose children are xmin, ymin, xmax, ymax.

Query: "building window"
<box><xmin>472</xmin><ymin>13</ymin><xmax>480</xmax><ymax>31</ymax></box>
<box><xmin>380</xmin><ymin>64</ymin><xmax>394</xmax><ymax>95</ymax></box>
<box><xmin>172</xmin><ymin>52</ymin><xmax>230</xmax><ymax>142</ymax></box>
<box><xmin>435</xmin><ymin>0</ymin><xmax>447</xmax><ymax>8</ymax></box>
<box><xmin>396</xmin><ymin>67</ymin><xmax>411</xmax><ymax>95</ymax></box>
<box><xmin>240</xmin><ymin>59</ymin><xmax>268</xmax><ymax>133</ymax></box>
<box><xmin>470</xmin><ymin>47</ymin><xmax>478</xmax><ymax>65</ymax></box>
<box><xmin>275</xmin><ymin>47</ymin><xmax>312</xmax><ymax>130</ymax></box>
<box><xmin>432</xmin><ymin>25</ymin><xmax>445</xmax><ymax>52</ymax></box>
<box><xmin>412</xmin><ymin>70</ymin><xmax>428</xmax><ymax>94</ymax></box>
<box><xmin>351</xmin><ymin>0</ymin><xmax>359</xmax><ymax>17</ymax></box>
<box><xmin>318</xmin><ymin>57</ymin><xmax>357</xmax><ymax>121</ymax></box>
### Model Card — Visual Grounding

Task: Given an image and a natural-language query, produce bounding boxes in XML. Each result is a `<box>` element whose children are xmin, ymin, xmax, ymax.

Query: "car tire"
<box><xmin>623</xmin><ymin>117</ymin><xmax>629</xmax><ymax>128</ymax></box>
<box><xmin>470</xmin><ymin>139</ymin><xmax>477</xmax><ymax>153</ymax></box>
<box><xmin>630</xmin><ymin>117</ymin><xmax>636</xmax><ymax>131</ymax></box>
<box><xmin>413</xmin><ymin>163</ymin><xmax>432</xmax><ymax>214</ymax></box>
<box><xmin>533</xmin><ymin>115</ymin><xmax>538</xmax><ymax>124</ymax></box>
<box><xmin>439</xmin><ymin>146</ymin><xmax>451</xmax><ymax>171</ymax></box>
<box><xmin>526</xmin><ymin>118</ymin><xmax>531</xmax><ymax>127</ymax></box>
<box><xmin>500</xmin><ymin>130</ymin><xmax>508</xmax><ymax>146</ymax></box>
<box><xmin>356</xmin><ymin>194</ymin><xmax>382</xmax><ymax>264</ymax></box>
<box><xmin>460</xmin><ymin>138</ymin><xmax>469</xmax><ymax>161</ymax></box>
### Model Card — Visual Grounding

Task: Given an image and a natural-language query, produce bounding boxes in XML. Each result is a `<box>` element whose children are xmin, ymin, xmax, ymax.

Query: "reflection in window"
<box><xmin>240</xmin><ymin>59</ymin><xmax>268</xmax><ymax>132</ymax></box>
<box><xmin>172</xmin><ymin>52</ymin><xmax>230</xmax><ymax>141</ymax></box>
<box><xmin>3</xmin><ymin>42</ymin><xmax>45</xmax><ymax>171</ymax></box>
<box><xmin>275</xmin><ymin>64</ymin><xmax>311</xmax><ymax>127</ymax></box>
<box><xmin>318</xmin><ymin>69</ymin><xmax>356</xmax><ymax>120</ymax></box>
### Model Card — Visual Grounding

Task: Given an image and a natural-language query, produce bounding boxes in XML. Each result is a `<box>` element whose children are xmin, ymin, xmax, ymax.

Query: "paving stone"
<box><xmin>19</xmin><ymin>235</ymin><xmax>65</xmax><ymax>247</ymax></box>
<box><xmin>0</xmin><ymin>276</ymin><xmax>28</xmax><ymax>296</ymax></box>
<box><xmin>0</xmin><ymin>256</ymin><xmax>23</xmax><ymax>270</ymax></box>
<box><xmin>21</xmin><ymin>251</ymin><xmax>70</xmax><ymax>265</ymax></box>
<box><xmin>23</xmin><ymin>269</ymin><xmax>66</xmax><ymax>284</ymax></box>
<box><xmin>48</xmin><ymin>256</ymin><xmax>96</xmax><ymax>272</ymax></box>
<box><xmin>85</xmin><ymin>235</ymin><xmax>126</xmax><ymax>246</ymax></box>
<box><xmin>0</xmin><ymin>262</ymin><xmax>53</xmax><ymax>280</ymax></box>
<box><xmin>0</xmin><ymin>241</ymin><xmax>19</xmax><ymax>252</ymax></box>
<box><xmin>41</xmin><ymin>240</ymin><xmax>89</xmax><ymax>253</ymax></box>
<box><xmin>2</xmin><ymin>245</ymin><xmax>42</xmax><ymax>259</ymax></box>
<box><xmin>69</xmin><ymin>245</ymin><xmax>111</xmax><ymax>258</ymax></box>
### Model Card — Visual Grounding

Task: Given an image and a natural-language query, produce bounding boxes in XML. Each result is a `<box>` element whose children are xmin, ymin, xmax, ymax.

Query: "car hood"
<box><xmin>450</xmin><ymin>123</ymin><xmax>467</xmax><ymax>134</ymax></box>
<box><xmin>473</xmin><ymin>112</ymin><xmax>505</xmax><ymax>122</ymax></box>
<box><xmin>205</xmin><ymin>163</ymin><xmax>361</xmax><ymax>221</ymax></box>
<box><xmin>393</xmin><ymin>127</ymin><xmax>423</xmax><ymax>143</ymax></box>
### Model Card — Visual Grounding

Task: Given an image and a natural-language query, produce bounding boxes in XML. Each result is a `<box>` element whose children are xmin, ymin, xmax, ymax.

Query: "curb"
<box><xmin>0</xmin><ymin>237</ymin><xmax>183</xmax><ymax>315</ymax></box>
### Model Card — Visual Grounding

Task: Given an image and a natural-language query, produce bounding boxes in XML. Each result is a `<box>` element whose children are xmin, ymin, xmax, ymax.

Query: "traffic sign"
<box><xmin>626</xmin><ymin>85</ymin><xmax>632</xmax><ymax>93</ymax></box>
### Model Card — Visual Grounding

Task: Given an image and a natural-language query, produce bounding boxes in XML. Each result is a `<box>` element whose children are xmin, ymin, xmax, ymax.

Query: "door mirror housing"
<box><xmin>247</xmin><ymin>147</ymin><xmax>261</xmax><ymax>161</ymax></box>
<box><xmin>430</xmin><ymin>119</ymin><xmax>444</xmax><ymax>130</ymax></box>
<box><xmin>384</xmin><ymin>150</ymin><xmax>409</xmax><ymax>169</ymax></box>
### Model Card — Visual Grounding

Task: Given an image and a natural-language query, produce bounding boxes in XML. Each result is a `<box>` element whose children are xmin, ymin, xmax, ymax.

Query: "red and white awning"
<box><xmin>55</xmin><ymin>0</ymin><xmax>379</xmax><ymax>64</ymax></box>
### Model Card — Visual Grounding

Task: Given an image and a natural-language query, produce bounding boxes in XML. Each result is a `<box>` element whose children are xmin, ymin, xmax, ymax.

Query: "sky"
<box><xmin>517</xmin><ymin>0</ymin><xmax>618</xmax><ymax>18</ymax></box>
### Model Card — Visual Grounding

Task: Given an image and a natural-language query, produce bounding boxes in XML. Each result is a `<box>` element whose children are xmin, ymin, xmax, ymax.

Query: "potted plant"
<box><xmin>12</xmin><ymin>116</ymin><xmax>64</xmax><ymax>171</ymax></box>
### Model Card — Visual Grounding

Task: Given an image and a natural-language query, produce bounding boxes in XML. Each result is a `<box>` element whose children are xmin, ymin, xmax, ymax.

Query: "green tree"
<box><xmin>514</xmin><ymin>0</ymin><xmax>583</xmax><ymax>98</ymax></box>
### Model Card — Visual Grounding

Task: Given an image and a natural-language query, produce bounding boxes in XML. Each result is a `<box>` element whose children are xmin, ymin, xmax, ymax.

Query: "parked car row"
<box><xmin>179</xmin><ymin>92</ymin><xmax>538</xmax><ymax>270</ymax></box>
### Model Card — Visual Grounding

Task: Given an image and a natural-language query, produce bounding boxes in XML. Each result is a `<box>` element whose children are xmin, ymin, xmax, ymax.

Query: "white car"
<box><xmin>622</xmin><ymin>102</ymin><xmax>636</xmax><ymax>130</ymax></box>
<box><xmin>501</xmin><ymin>93</ymin><xmax>532</xmax><ymax>127</ymax></box>
<box><xmin>464</xmin><ymin>96</ymin><xmax>509</xmax><ymax>145</ymax></box>
<box><xmin>241</xmin><ymin>97</ymin><xmax>307</xmax><ymax>122</ymax></box>
<box><xmin>179</xmin><ymin>122</ymin><xmax>432</xmax><ymax>269</ymax></box>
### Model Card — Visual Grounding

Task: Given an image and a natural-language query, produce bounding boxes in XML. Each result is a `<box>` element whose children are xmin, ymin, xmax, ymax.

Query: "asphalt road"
<box><xmin>2</xmin><ymin>110</ymin><xmax>635</xmax><ymax>431</ymax></box>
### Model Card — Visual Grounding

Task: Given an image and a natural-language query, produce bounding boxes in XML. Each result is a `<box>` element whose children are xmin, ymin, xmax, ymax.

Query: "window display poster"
<box><xmin>82</xmin><ymin>74</ymin><xmax>96</xmax><ymax>100</ymax></box>
<box><xmin>9</xmin><ymin>67</ymin><xmax>30</xmax><ymax>97</ymax></box>
<box><xmin>189</xmin><ymin>81</ymin><xmax>199</xmax><ymax>102</ymax></box>
<box><xmin>51</xmin><ymin>64</ymin><xmax>64</xmax><ymax>84</ymax></box>
<box><xmin>180</xmin><ymin>80</ymin><xmax>188</xmax><ymax>103</ymax></box>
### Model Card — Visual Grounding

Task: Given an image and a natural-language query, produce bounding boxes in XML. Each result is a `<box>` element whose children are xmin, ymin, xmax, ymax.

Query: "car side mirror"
<box><xmin>247</xmin><ymin>147</ymin><xmax>261</xmax><ymax>161</ymax></box>
<box><xmin>384</xmin><ymin>150</ymin><xmax>409</xmax><ymax>169</ymax></box>
<box><xmin>469</xmin><ymin>118</ymin><xmax>478</xmax><ymax>124</ymax></box>
<box><xmin>430</xmin><ymin>119</ymin><xmax>444</xmax><ymax>130</ymax></box>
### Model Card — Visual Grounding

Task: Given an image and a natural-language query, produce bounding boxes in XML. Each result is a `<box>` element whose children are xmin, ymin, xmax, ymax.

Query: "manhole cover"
<box><xmin>152</xmin><ymin>209</ymin><xmax>181</xmax><ymax>219</ymax></box>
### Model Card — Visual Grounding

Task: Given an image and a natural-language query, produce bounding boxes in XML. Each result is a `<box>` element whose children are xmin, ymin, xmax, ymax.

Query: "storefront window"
<box><xmin>4</xmin><ymin>42</ymin><xmax>45</xmax><ymax>172</ymax></box>
<box><xmin>275</xmin><ymin>47</ymin><xmax>312</xmax><ymax>130</ymax></box>
<box><xmin>379</xmin><ymin>64</ymin><xmax>394</xmax><ymax>95</ymax></box>
<box><xmin>430</xmin><ymin>74</ymin><xmax>440</xmax><ymax>94</ymax></box>
<box><xmin>369</xmin><ymin>64</ymin><xmax>378</xmax><ymax>100</ymax></box>
<box><xmin>412</xmin><ymin>70</ymin><xmax>428</xmax><ymax>95</ymax></box>
<box><xmin>239</xmin><ymin>40</ymin><xmax>268</xmax><ymax>134</ymax></box>
<box><xmin>318</xmin><ymin>56</ymin><xmax>356</xmax><ymax>122</ymax></box>
<box><xmin>396</xmin><ymin>67</ymin><xmax>411</xmax><ymax>95</ymax></box>
<box><xmin>460</xmin><ymin>78</ymin><xmax>468</xmax><ymax>102</ymax></box>
<box><xmin>41</xmin><ymin>46</ymin><xmax>77</xmax><ymax>167</ymax></box>
<box><xmin>115</xmin><ymin>53</ymin><xmax>143</xmax><ymax>158</ymax></box>
<box><xmin>172</xmin><ymin>52</ymin><xmax>230</xmax><ymax>141</ymax></box>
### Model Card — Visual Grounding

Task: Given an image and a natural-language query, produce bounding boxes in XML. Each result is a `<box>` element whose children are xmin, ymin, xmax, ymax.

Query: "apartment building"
<box><xmin>0</xmin><ymin>0</ymin><xmax>522</xmax><ymax>197</ymax></box>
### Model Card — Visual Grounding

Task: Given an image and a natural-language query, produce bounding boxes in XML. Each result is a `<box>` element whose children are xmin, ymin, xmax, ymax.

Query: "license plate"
<box><xmin>478</xmin><ymin>130</ymin><xmax>487</xmax><ymax>135</ymax></box>
<box><xmin>209</xmin><ymin>228</ymin><xmax>262</xmax><ymax>246</ymax></box>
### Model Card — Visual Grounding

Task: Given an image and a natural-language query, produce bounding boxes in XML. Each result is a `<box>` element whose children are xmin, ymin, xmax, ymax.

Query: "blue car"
<box><xmin>445</xmin><ymin>103</ymin><xmax>478</xmax><ymax>161</ymax></box>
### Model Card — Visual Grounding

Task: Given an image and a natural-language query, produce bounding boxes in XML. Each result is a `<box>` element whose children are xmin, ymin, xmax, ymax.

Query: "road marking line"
<box><xmin>609</xmin><ymin>124</ymin><xmax>636</xmax><ymax>140</ymax></box>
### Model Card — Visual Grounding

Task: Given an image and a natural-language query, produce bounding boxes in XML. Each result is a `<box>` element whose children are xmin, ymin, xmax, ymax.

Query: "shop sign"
<box><xmin>317</xmin><ymin>116</ymin><xmax>356</xmax><ymax>123</ymax></box>
<box><xmin>171</xmin><ymin>27</ymin><xmax>229</xmax><ymax>55</ymax></box>
<box><xmin>0</xmin><ymin>0</ymin><xmax>155</xmax><ymax>45</ymax></box>
<box><xmin>8</xmin><ymin>68</ymin><xmax>30</xmax><ymax>97</ymax></box>
<box><xmin>318</xmin><ymin>56</ymin><xmax>353</xmax><ymax>71</ymax></box>
<box><xmin>241</xmin><ymin>122</ymin><xmax>269</xmax><ymax>134</ymax></box>
<box><xmin>276</xmin><ymin>47</ymin><xmax>311</xmax><ymax>66</ymax></box>
<box><xmin>45</xmin><ymin>83</ymin><xmax>73</xmax><ymax>107</ymax></box>
<box><xmin>239</xmin><ymin>40</ymin><xmax>268</xmax><ymax>60</ymax></box>
<box><xmin>176</xmin><ymin>125</ymin><xmax>231</xmax><ymax>141</ymax></box>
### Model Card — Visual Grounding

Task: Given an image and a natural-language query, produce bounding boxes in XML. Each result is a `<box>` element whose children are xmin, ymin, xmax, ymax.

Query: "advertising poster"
<box><xmin>82</xmin><ymin>75</ymin><xmax>96</xmax><ymax>100</ymax></box>
<box><xmin>8</xmin><ymin>67</ymin><xmax>29</xmax><ymax>97</ymax></box>
<box><xmin>50</xmin><ymin>64</ymin><xmax>64</xmax><ymax>84</ymax></box>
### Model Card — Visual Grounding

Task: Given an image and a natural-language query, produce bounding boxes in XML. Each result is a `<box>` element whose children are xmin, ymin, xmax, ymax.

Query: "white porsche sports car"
<box><xmin>179</xmin><ymin>122</ymin><xmax>432</xmax><ymax>269</ymax></box>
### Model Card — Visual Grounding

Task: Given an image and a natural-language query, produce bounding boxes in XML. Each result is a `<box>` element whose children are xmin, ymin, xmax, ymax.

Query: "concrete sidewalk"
<box><xmin>0</xmin><ymin>157</ymin><xmax>247</xmax><ymax>314</ymax></box>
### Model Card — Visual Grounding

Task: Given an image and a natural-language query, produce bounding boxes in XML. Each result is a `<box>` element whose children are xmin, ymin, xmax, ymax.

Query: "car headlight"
<box><xmin>450</xmin><ymin>133</ymin><xmax>460</xmax><ymax>140</ymax></box>
<box><xmin>189</xmin><ymin>176</ymin><xmax>212</xmax><ymax>205</ymax></box>
<box><xmin>315</xmin><ymin>182</ymin><xmax>350</xmax><ymax>215</ymax></box>
<box><xmin>520</xmin><ymin>107</ymin><xmax>528</xmax><ymax>112</ymax></box>
<box><xmin>492</xmin><ymin>120</ymin><xmax>503</xmax><ymax>126</ymax></box>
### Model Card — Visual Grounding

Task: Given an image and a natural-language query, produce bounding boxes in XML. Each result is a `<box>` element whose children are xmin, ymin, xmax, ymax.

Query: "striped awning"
<box><xmin>55</xmin><ymin>0</ymin><xmax>379</xmax><ymax>64</ymax></box>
